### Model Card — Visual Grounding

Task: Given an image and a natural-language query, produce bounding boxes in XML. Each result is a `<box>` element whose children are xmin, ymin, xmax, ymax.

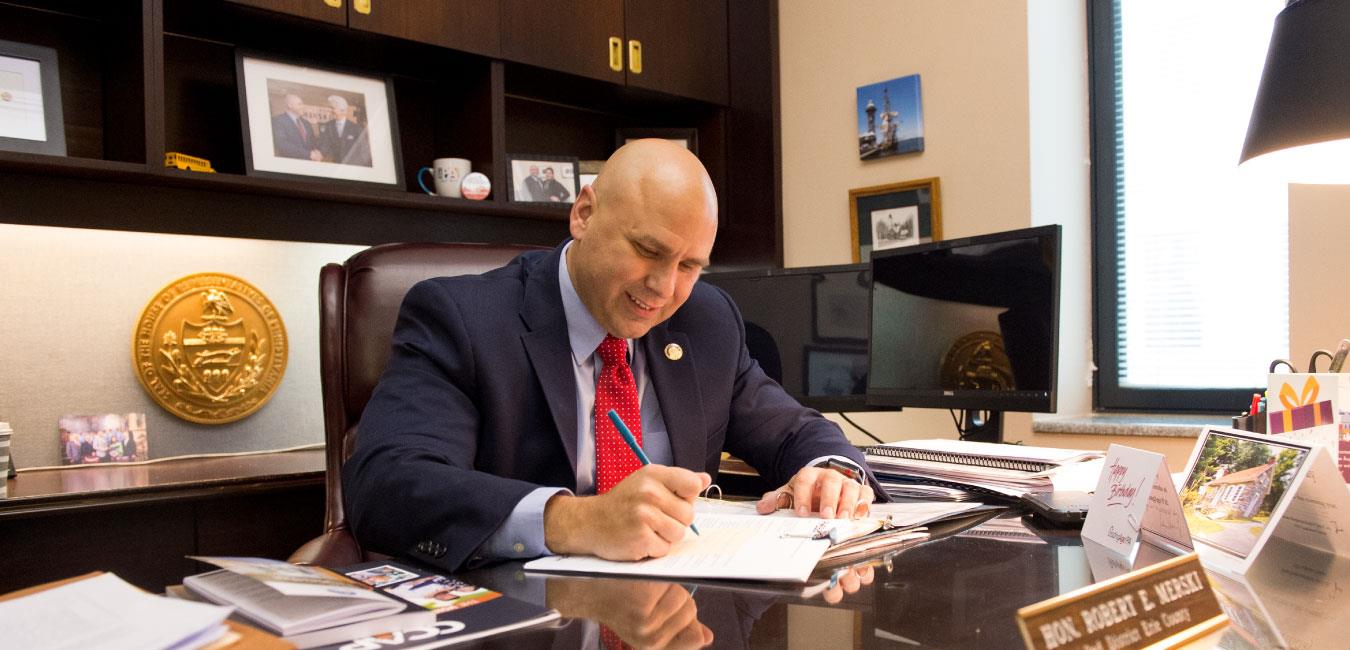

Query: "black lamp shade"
<box><xmin>1240</xmin><ymin>0</ymin><xmax>1350</xmax><ymax>165</ymax></box>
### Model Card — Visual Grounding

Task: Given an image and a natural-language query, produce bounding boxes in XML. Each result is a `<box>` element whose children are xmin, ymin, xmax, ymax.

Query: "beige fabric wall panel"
<box><xmin>0</xmin><ymin>224</ymin><xmax>364</xmax><ymax>468</ymax></box>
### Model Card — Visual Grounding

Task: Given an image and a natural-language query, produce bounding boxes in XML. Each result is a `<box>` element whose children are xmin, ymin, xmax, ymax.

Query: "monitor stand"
<box><xmin>957</xmin><ymin>409</ymin><xmax>1003</xmax><ymax>443</ymax></box>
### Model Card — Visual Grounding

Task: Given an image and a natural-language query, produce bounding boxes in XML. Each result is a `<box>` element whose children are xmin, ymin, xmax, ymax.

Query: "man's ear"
<box><xmin>568</xmin><ymin>184</ymin><xmax>596</xmax><ymax>240</ymax></box>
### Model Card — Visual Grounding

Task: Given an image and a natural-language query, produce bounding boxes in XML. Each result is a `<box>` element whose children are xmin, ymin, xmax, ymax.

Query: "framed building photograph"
<box><xmin>1178</xmin><ymin>428</ymin><xmax>1308</xmax><ymax>560</ymax></box>
<box><xmin>857</xmin><ymin>73</ymin><xmax>923</xmax><ymax>160</ymax></box>
<box><xmin>616</xmin><ymin>127</ymin><xmax>698</xmax><ymax>156</ymax></box>
<box><xmin>506</xmin><ymin>154</ymin><xmax>580</xmax><ymax>205</ymax></box>
<box><xmin>850</xmin><ymin>177</ymin><xmax>942</xmax><ymax>262</ymax></box>
<box><xmin>0</xmin><ymin>39</ymin><xmax>66</xmax><ymax>156</ymax></box>
<box><xmin>236</xmin><ymin>53</ymin><xmax>402</xmax><ymax>187</ymax></box>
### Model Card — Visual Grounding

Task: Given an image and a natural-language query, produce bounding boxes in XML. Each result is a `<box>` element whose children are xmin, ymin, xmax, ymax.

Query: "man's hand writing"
<box><xmin>755</xmin><ymin>465</ymin><xmax>874</xmax><ymax>519</ymax></box>
<box><xmin>544</xmin><ymin>465</ymin><xmax>711</xmax><ymax>560</ymax></box>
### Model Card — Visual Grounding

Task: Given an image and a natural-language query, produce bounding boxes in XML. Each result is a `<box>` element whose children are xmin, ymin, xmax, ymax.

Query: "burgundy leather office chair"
<box><xmin>288</xmin><ymin>242</ymin><xmax>545</xmax><ymax>568</ymax></box>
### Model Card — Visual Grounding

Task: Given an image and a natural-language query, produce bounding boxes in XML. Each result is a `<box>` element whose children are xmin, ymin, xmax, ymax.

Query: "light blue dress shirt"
<box><xmin>474</xmin><ymin>241</ymin><xmax>673</xmax><ymax>559</ymax></box>
<box><xmin>473</xmin><ymin>242</ymin><xmax>862</xmax><ymax>561</ymax></box>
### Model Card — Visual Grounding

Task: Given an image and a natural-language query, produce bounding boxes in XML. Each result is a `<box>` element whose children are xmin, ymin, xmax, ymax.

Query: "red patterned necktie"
<box><xmin>595</xmin><ymin>335</ymin><xmax>642</xmax><ymax>494</ymax></box>
<box><xmin>295</xmin><ymin>117</ymin><xmax>308</xmax><ymax>143</ymax></box>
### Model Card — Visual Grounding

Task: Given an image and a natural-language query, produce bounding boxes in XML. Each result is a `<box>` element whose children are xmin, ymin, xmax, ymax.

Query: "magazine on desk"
<box><xmin>183</xmin><ymin>557</ymin><xmax>558</xmax><ymax>649</ymax></box>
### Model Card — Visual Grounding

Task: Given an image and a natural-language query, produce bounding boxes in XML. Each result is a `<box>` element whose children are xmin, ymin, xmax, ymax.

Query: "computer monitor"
<box><xmin>701</xmin><ymin>264</ymin><xmax>892</xmax><ymax>413</ymax></box>
<box><xmin>867</xmin><ymin>225</ymin><xmax>1061</xmax><ymax>440</ymax></box>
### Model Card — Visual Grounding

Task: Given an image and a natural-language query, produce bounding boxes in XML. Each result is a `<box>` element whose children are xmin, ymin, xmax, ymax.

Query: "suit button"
<box><xmin>513</xmin><ymin>542</ymin><xmax>525</xmax><ymax>553</ymax></box>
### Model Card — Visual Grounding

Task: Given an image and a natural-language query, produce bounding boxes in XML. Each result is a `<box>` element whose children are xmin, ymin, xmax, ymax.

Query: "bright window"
<box><xmin>1091</xmin><ymin>0</ymin><xmax>1288</xmax><ymax>411</ymax></box>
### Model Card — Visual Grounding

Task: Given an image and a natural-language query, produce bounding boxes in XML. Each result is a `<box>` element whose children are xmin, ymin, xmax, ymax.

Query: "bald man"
<box><xmin>345</xmin><ymin>140</ymin><xmax>882</xmax><ymax>572</ymax></box>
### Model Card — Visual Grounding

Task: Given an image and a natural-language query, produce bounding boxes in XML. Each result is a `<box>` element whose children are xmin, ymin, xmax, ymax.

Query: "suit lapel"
<box><xmin>642</xmin><ymin>327</ymin><xmax>706</xmax><ymax>471</ymax></box>
<box><xmin>520</xmin><ymin>245</ymin><xmax>579</xmax><ymax>485</ymax></box>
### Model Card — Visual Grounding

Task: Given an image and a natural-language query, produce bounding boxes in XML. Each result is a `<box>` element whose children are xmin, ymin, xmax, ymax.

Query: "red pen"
<box><xmin>1249</xmin><ymin>393</ymin><xmax>1261</xmax><ymax>417</ymax></box>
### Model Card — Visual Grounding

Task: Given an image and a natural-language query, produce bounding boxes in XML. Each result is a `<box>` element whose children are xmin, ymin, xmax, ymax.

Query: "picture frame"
<box><xmin>811</xmin><ymin>269</ymin><xmax>870</xmax><ymax>343</ymax></box>
<box><xmin>0</xmin><ymin>39</ymin><xmax>66</xmax><ymax>156</ymax></box>
<box><xmin>58</xmin><ymin>413</ymin><xmax>149</xmax><ymax>465</ymax></box>
<box><xmin>803</xmin><ymin>346</ymin><xmax>869</xmax><ymax>398</ymax></box>
<box><xmin>236</xmin><ymin>53</ymin><xmax>403</xmax><ymax>188</ymax></box>
<box><xmin>857</xmin><ymin>73</ymin><xmax>923</xmax><ymax>160</ymax></box>
<box><xmin>615</xmin><ymin>127</ymin><xmax>699</xmax><ymax>156</ymax></box>
<box><xmin>849</xmin><ymin>177</ymin><xmax>942</xmax><ymax>262</ymax></box>
<box><xmin>506</xmin><ymin>154</ymin><xmax>580</xmax><ymax>205</ymax></box>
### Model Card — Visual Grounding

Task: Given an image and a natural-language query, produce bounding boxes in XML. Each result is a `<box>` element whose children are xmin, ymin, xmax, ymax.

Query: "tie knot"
<box><xmin>597</xmin><ymin>335</ymin><xmax>628</xmax><ymax>366</ymax></box>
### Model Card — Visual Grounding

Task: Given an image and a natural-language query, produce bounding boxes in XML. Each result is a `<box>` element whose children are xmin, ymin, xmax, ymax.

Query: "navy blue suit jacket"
<box><xmin>344</xmin><ymin>244</ymin><xmax>880</xmax><ymax>571</ymax></box>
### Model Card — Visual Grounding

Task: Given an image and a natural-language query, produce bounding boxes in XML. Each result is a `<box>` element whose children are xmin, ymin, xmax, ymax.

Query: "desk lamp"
<box><xmin>1240</xmin><ymin>0</ymin><xmax>1350</xmax><ymax>183</ymax></box>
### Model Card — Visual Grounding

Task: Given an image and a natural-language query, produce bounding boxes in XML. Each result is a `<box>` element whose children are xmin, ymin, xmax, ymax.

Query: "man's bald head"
<box><xmin>566</xmin><ymin>139</ymin><xmax>719</xmax><ymax>339</ymax></box>
<box><xmin>590</xmin><ymin>139</ymin><xmax>718</xmax><ymax>223</ymax></box>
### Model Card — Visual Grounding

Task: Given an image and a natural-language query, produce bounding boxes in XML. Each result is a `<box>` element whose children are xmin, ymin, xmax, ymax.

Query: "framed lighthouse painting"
<box><xmin>857</xmin><ymin>74</ymin><xmax>924</xmax><ymax>161</ymax></box>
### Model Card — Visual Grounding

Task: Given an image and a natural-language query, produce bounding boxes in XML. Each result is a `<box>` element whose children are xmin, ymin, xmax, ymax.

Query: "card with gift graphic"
<box><xmin>1180</xmin><ymin>427</ymin><xmax>1350</xmax><ymax>576</ymax></box>
<box><xmin>1082</xmin><ymin>444</ymin><xmax>1193</xmax><ymax>560</ymax></box>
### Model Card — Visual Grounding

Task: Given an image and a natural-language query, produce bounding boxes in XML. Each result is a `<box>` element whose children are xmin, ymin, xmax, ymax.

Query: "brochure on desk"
<box><xmin>316</xmin><ymin>561</ymin><xmax>560</xmax><ymax>650</ymax></box>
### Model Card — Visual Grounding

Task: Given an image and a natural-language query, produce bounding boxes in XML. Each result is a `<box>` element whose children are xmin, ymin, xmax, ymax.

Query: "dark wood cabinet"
<box><xmin>624</xmin><ymin>0</ymin><xmax>728</xmax><ymax>105</ymax></box>
<box><xmin>499</xmin><ymin>0</ymin><xmax>625</xmax><ymax>84</ymax></box>
<box><xmin>348</xmin><ymin>0</ymin><xmax>501</xmax><ymax>57</ymax></box>
<box><xmin>0</xmin><ymin>0</ymin><xmax>778</xmax><ymax>267</ymax></box>
<box><xmin>226</xmin><ymin>0</ymin><xmax>346</xmax><ymax>25</ymax></box>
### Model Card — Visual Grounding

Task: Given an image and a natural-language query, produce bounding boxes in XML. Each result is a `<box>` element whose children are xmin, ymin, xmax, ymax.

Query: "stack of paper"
<box><xmin>865</xmin><ymin>439</ymin><xmax>1105</xmax><ymax>498</ymax></box>
<box><xmin>0</xmin><ymin>573</ymin><xmax>234</xmax><ymax>650</ymax></box>
<box><xmin>524</xmin><ymin>498</ymin><xmax>989</xmax><ymax>582</ymax></box>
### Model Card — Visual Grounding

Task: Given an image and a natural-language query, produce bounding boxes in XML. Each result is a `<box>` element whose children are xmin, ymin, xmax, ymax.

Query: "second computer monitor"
<box><xmin>867</xmin><ymin>224</ymin><xmax>1061</xmax><ymax>413</ymax></box>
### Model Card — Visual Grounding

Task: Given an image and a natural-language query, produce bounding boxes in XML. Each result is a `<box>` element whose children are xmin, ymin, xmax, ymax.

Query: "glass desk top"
<box><xmin>453</xmin><ymin>511</ymin><xmax>1345</xmax><ymax>649</ymax></box>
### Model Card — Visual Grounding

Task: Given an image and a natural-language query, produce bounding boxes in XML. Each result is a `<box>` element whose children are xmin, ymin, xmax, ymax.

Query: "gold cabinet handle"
<box><xmin>354</xmin><ymin>0</ymin><xmax>370</xmax><ymax>14</ymax></box>
<box><xmin>608</xmin><ymin>36</ymin><xmax>623</xmax><ymax>72</ymax></box>
<box><xmin>627</xmin><ymin>39</ymin><xmax>642</xmax><ymax>74</ymax></box>
<box><xmin>323</xmin><ymin>0</ymin><xmax>341</xmax><ymax>8</ymax></box>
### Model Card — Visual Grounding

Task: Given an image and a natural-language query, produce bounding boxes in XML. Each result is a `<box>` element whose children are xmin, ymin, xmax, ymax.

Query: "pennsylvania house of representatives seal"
<box><xmin>132</xmin><ymin>273</ymin><xmax>287</xmax><ymax>424</ymax></box>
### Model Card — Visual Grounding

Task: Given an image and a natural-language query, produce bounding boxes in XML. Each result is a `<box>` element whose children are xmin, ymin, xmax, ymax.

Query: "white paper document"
<box><xmin>0</xmin><ymin>573</ymin><xmax>233</xmax><ymax>650</ymax></box>
<box><xmin>525</xmin><ymin>513</ymin><xmax>832</xmax><ymax>582</ymax></box>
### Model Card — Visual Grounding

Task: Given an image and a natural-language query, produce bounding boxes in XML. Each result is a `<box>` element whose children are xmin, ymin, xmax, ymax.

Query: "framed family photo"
<box><xmin>506</xmin><ymin>154</ymin><xmax>580</xmax><ymax>205</ymax></box>
<box><xmin>849</xmin><ymin>177</ymin><xmax>942</xmax><ymax>262</ymax></box>
<box><xmin>236</xmin><ymin>53</ymin><xmax>402</xmax><ymax>187</ymax></box>
<box><xmin>0</xmin><ymin>39</ymin><xmax>66</xmax><ymax>156</ymax></box>
<box><xmin>615</xmin><ymin>127</ymin><xmax>699</xmax><ymax>156</ymax></box>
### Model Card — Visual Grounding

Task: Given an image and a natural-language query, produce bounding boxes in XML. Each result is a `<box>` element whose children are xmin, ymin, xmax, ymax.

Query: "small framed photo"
<box><xmin>857</xmin><ymin>73</ymin><xmax>923</xmax><ymax>160</ymax></box>
<box><xmin>58</xmin><ymin>413</ymin><xmax>148</xmax><ymax>465</ymax></box>
<box><xmin>0</xmin><ymin>39</ymin><xmax>66</xmax><ymax>156</ymax></box>
<box><xmin>849</xmin><ymin>177</ymin><xmax>942</xmax><ymax>262</ymax></box>
<box><xmin>803</xmin><ymin>346</ymin><xmax>869</xmax><ymax>397</ymax></box>
<box><xmin>506</xmin><ymin>154</ymin><xmax>579</xmax><ymax>205</ymax></box>
<box><xmin>616</xmin><ymin>127</ymin><xmax>698</xmax><ymax>156</ymax></box>
<box><xmin>811</xmin><ymin>269</ymin><xmax>870</xmax><ymax>343</ymax></box>
<box><xmin>345</xmin><ymin>564</ymin><xmax>418</xmax><ymax>587</ymax></box>
<box><xmin>236</xmin><ymin>53</ymin><xmax>403</xmax><ymax>187</ymax></box>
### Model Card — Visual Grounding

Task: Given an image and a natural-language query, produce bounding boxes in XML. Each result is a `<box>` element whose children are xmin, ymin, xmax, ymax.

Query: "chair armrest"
<box><xmin>288</xmin><ymin>529</ymin><xmax>365</xmax><ymax>569</ymax></box>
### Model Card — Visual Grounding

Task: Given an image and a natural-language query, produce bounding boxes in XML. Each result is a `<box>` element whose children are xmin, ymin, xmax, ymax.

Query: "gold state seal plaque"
<box><xmin>133</xmin><ymin>273</ymin><xmax>287</xmax><ymax>424</ymax></box>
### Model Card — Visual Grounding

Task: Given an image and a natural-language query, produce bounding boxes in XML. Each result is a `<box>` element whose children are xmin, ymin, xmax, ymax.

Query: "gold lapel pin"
<box><xmin>664</xmin><ymin>343</ymin><xmax>684</xmax><ymax>361</ymax></box>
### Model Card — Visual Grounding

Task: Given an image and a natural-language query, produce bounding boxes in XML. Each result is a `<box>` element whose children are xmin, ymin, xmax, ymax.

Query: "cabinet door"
<box><xmin>226</xmin><ymin>0</ymin><xmax>346</xmax><ymax>25</ymax></box>
<box><xmin>500</xmin><ymin>0</ymin><xmax>624</xmax><ymax>83</ymax></box>
<box><xmin>348</xmin><ymin>0</ymin><xmax>500</xmax><ymax>58</ymax></box>
<box><xmin>623</xmin><ymin>0</ymin><xmax>727</xmax><ymax>104</ymax></box>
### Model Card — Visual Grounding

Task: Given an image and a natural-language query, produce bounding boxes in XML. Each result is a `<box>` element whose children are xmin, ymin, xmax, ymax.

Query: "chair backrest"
<box><xmin>318</xmin><ymin>242</ymin><xmax>544</xmax><ymax>541</ymax></box>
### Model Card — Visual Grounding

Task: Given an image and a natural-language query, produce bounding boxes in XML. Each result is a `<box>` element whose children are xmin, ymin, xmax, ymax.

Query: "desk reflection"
<box><xmin>456</xmin><ymin>513</ymin><xmax>1341</xmax><ymax>649</ymax></box>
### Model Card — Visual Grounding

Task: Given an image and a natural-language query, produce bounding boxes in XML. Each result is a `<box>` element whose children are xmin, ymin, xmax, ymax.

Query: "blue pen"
<box><xmin>607</xmin><ymin>409</ymin><xmax>701</xmax><ymax>536</ymax></box>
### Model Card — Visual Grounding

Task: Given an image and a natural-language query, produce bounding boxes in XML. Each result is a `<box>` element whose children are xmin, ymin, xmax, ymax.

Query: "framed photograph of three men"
<box><xmin>236</xmin><ymin>53</ymin><xmax>403</xmax><ymax>188</ymax></box>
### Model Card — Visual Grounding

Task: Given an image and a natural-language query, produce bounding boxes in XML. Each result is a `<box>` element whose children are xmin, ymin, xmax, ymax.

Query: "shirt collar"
<box><xmin>558</xmin><ymin>241</ymin><xmax>626</xmax><ymax>365</ymax></box>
